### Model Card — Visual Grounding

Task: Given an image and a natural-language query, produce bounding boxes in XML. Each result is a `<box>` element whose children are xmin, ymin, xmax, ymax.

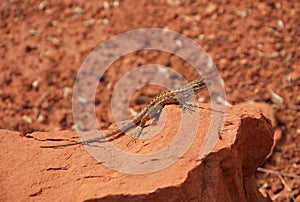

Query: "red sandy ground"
<box><xmin>0</xmin><ymin>0</ymin><xmax>299</xmax><ymax>201</ymax></box>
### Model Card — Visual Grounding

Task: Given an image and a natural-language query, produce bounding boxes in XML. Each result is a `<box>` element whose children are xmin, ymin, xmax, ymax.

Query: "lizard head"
<box><xmin>189</xmin><ymin>77</ymin><xmax>208</xmax><ymax>91</ymax></box>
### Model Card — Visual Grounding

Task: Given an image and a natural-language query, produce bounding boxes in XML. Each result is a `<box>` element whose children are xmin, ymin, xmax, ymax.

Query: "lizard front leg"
<box><xmin>179</xmin><ymin>100</ymin><xmax>198</xmax><ymax>113</ymax></box>
<box><xmin>173</xmin><ymin>89</ymin><xmax>199</xmax><ymax>113</ymax></box>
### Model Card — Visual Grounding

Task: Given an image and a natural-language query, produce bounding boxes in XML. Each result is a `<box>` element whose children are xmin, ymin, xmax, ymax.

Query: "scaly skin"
<box><xmin>40</xmin><ymin>77</ymin><xmax>207</xmax><ymax>148</ymax></box>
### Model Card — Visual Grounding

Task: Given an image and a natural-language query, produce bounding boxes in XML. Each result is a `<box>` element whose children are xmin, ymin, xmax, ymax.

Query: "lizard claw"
<box><xmin>127</xmin><ymin>126</ymin><xmax>143</xmax><ymax>147</ymax></box>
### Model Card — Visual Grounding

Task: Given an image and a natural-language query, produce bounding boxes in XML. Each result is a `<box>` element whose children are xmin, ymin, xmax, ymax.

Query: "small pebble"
<box><xmin>103</xmin><ymin>1</ymin><xmax>109</xmax><ymax>10</ymax></box>
<box><xmin>22</xmin><ymin>115</ymin><xmax>32</xmax><ymax>123</ymax></box>
<box><xmin>29</xmin><ymin>29</ymin><xmax>38</xmax><ymax>36</ymax></box>
<box><xmin>175</xmin><ymin>40</ymin><xmax>183</xmax><ymax>48</ymax></box>
<box><xmin>37</xmin><ymin>114</ymin><xmax>44</xmax><ymax>122</ymax></box>
<box><xmin>32</xmin><ymin>80</ymin><xmax>39</xmax><ymax>88</ymax></box>
<box><xmin>277</xmin><ymin>20</ymin><xmax>284</xmax><ymax>30</ymax></box>
<box><xmin>38</xmin><ymin>0</ymin><xmax>47</xmax><ymax>10</ymax></box>
<box><xmin>113</xmin><ymin>0</ymin><xmax>119</xmax><ymax>8</ymax></box>
<box><xmin>102</xmin><ymin>18</ymin><xmax>109</xmax><ymax>25</ymax></box>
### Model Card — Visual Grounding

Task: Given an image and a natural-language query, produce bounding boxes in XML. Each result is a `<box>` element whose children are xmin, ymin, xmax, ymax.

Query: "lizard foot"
<box><xmin>127</xmin><ymin>126</ymin><xmax>143</xmax><ymax>147</ymax></box>
<box><xmin>180</xmin><ymin>102</ymin><xmax>198</xmax><ymax>114</ymax></box>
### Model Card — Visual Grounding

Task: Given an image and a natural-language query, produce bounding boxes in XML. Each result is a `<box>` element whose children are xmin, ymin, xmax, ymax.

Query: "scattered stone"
<box><xmin>206</xmin><ymin>3</ymin><xmax>217</xmax><ymax>15</ymax></box>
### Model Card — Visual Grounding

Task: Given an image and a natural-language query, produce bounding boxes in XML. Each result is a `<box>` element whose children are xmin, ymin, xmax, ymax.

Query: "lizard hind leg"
<box><xmin>148</xmin><ymin>105</ymin><xmax>163</xmax><ymax>124</ymax></box>
<box><xmin>126</xmin><ymin>116</ymin><xmax>147</xmax><ymax>147</ymax></box>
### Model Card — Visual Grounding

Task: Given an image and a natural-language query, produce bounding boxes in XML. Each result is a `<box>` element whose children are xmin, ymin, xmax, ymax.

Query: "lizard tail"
<box><xmin>40</xmin><ymin>135</ymin><xmax>108</xmax><ymax>148</ymax></box>
<box><xmin>40</xmin><ymin>140</ymin><xmax>83</xmax><ymax>148</ymax></box>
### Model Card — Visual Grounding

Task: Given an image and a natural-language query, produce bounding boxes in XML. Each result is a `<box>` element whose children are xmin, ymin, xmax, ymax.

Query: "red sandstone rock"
<box><xmin>0</xmin><ymin>104</ymin><xmax>273</xmax><ymax>201</ymax></box>
<box><xmin>236</xmin><ymin>102</ymin><xmax>280</xmax><ymax>159</ymax></box>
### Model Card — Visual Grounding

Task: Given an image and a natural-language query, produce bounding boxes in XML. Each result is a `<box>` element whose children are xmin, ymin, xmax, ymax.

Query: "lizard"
<box><xmin>40</xmin><ymin>77</ymin><xmax>208</xmax><ymax>148</ymax></box>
